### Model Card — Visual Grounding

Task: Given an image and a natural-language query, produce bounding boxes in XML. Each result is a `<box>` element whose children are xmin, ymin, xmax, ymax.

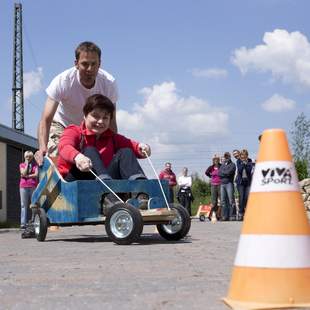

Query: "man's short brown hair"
<box><xmin>75</xmin><ymin>41</ymin><xmax>101</xmax><ymax>61</ymax></box>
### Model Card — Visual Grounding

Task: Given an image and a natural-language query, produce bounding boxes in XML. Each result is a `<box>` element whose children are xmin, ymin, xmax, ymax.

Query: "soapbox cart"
<box><xmin>30</xmin><ymin>157</ymin><xmax>191</xmax><ymax>245</ymax></box>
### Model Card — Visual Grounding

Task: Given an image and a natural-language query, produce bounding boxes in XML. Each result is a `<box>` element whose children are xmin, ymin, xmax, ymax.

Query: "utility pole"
<box><xmin>12</xmin><ymin>3</ymin><xmax>24</xmax><ymax>132</ymax></box>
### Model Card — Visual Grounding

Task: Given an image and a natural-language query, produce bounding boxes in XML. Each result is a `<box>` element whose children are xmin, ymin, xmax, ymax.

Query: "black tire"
<box><xmin>33</xmin><ymin>208</ymin><xmax>48</xmax><ymax>242</ymax></box>
<box><xmin>199</xmin><ymin>214</ymin><xmax>206</xmax><ymax>222</ymax></box>
<box><xmin>105</xmin><ymin>203</ymin><xmax>143</xmax><ymax>245</ymax></box>
<box><xmin>157</xmin><ymin>204</ymin><xmax>191</xmax><ymax>241</ymax></box>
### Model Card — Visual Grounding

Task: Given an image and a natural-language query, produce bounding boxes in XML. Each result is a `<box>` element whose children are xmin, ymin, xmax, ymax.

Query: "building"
<box><xmin>0</xmin><ymin>123</ymin><xmax>37</xmax><ymax>223</ymax></box>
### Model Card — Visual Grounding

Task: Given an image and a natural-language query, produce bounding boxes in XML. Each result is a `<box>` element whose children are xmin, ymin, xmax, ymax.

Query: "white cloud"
<box><xmin>191</xmin><ymin>68</ymin><xmax>228</xmax><ymax>79</ymax></box>
<box><xmin>232</xmin><ymin>29</ymin><xmax>310</xmax><ymax>88</ymax></box>
<box><xmin>117</xmin><ymin>81</ymin><xmax>229</xmax><ymax>175</ymax></box>
<box><xmin>24</xmin><ymin>67</ymin><xmax>43</xmax><ymax>100</ymax></box>
<box><xmin>261</xmin><ymin>94</ymin><xmax>296</xmax><ymax>112</ymax></box>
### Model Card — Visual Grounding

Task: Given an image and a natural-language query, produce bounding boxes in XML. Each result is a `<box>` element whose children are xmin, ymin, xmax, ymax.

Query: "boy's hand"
<box><xmin>139</xmin><ymin>143</ymin><xmax>151</xmax><ymax>157</ymax></box>
<box><xmin>74</xmin><ymin>154</ymin><xmax>92</xmax><ymax>172</ymax></box>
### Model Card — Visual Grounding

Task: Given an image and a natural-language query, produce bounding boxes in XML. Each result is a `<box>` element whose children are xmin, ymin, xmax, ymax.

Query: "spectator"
<box><xmin>159</xmin><ymin>162</ymin><xmax>177</xmax><ymax>203</ymax></box>
<box><xmin>35</xmin><ymin>41</ymin><xmax>118</xmax><ymax>165</ymax></box>
<box><xmin>235</xmin><ymin>149</ymin><xmax>253</xmax><ymax>221</ymax></box>
<box><xmin>219</xmin><ymin>152</ymin><xmax>236</xmax><ymax>221</ymax></box>
<box><xmin>177</xmin><ymin>167</ymin><xmax>194</xmax><ymax>216</ymax></box>
<box><xmin>205</xmin><ymin>155</ymin><xmax>221</xmax><ymax>220</ymax></box>
<box><xmin>232</xmin><ymin>149</ymin><xmax>240</xmax><ymax>160</ymax></box>
<box><xmin>19</xmin><ymin>151</ymin><xmax>38</xmax><ymax>229</ymax></box>
<box><xmin>231</xmin><ymin>149</ymin><xmax>241</xmax><ymax>218</ymax></box>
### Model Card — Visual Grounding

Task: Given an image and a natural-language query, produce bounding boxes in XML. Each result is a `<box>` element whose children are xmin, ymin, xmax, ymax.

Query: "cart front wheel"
<box><xmin>33</xmin><ymin>208</ymin><xmax>48</xmax><ymax>242</ymax></box>
<box><xmin>105</xmin><ymin>203</ymin><xmax>143</xmax><ymax>245</ymax></box>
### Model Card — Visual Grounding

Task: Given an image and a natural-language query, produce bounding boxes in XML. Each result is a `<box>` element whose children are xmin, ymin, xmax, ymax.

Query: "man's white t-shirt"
<box><xmin>46</xmin><ymin>67</ymin><xmax>118</xmax><ymax>127</ymax></box>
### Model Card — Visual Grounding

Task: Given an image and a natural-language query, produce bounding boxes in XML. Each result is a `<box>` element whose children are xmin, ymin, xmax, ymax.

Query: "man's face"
<box><xmin>84</xmin><ymin>108</ymin><xmax>111</xmax><ymax>135</ymax></box>
<box><xmin>165</xmin><ymin>163</ymin><xmax>171</xmax><ymax>170</ymax></box>
<box><xmin>233</xmin><ymin>151</ymin><xmax>240</xmax><ymax>160</ymax></box>
<box><xmin>75</xmin><ymin>51</ymin><xmax>100</xmax><ymax>89</ymax></box>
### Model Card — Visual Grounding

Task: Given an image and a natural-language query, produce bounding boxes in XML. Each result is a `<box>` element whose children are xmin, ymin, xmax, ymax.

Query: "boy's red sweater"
<box><xmin>57</xmin><ymin>122</ymin><xmax>142</xmax><ymax>177</ymax></box>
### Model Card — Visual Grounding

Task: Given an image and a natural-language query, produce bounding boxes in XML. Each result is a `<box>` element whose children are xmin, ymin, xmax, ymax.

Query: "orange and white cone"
<box><xmin>223</xmin><ymin>128</ymin><xmax>310</xmax><ymax>309</ymax></box>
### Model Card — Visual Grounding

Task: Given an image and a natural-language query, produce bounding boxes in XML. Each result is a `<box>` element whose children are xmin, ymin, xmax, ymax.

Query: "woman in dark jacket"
<box><xmin>235</xmin><ymin>149</ymin><xmax>254</xmax><ymax>221</ymax></box>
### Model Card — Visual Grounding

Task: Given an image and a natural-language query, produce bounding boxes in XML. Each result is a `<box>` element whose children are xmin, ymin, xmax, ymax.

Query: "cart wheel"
<box><xmin>157</xmin><ymin>204</ymin><xmax>191</xmax><ymax>241</ymax></box>
<box><xmin>105</xmin><ymin>203</ymin><xmax>143</xmax><ymax>245</ymax></box>
<box><xmin>199</xmin><ymin>214</ymin><xmax>206</xmax><ymax>222</ymax></box>
<box><xmin>33</xmin><ymin>208</ymin><xmax>48</xmax><ymax>242</ymax></box>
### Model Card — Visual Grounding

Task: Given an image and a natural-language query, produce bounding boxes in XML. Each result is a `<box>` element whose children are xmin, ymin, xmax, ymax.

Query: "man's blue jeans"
<box><xmin>220</xmin><ymin>182</ymin><xmax>234</xmax><ymax>220</ymax></box>
<box><xmin>20</xmin><ymin>187</ymin><xmax>35</xmax><ymax>227</ymax></box>
<box><xmin>237</xmin><ymin>184</ymin><xmax>250</xmax><ymax>216</ymax></box>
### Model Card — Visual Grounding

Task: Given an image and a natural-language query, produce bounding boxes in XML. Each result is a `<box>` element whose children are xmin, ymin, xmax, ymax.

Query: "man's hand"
<box><xmin>34</xmin><ymin>149</ymin><xmax>46</xmax><ymax>166</ymax></box>
<box><xmin>74</xmin><ymin>153</ymin><xmax>92</xmax><ymax>172</ymax></box>
<box><xmin>138</xmin><ymin>143</ymin><xmax>151</xmax><ymax>157</ymax></box>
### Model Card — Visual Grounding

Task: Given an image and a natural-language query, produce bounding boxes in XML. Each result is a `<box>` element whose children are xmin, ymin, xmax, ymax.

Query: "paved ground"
<box><xmin>0</xmin><ymin>220</ymin><xmax>243</xmax><ymax>309</ymax></box>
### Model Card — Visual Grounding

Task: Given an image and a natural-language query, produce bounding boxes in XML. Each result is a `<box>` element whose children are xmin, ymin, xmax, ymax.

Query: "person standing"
<box><xmin>219</xmin><ymin>152</ymin><xmax>236</xmax><ymax>221</ymax></box>
<box><xmin>235</xmin><ymin>149</ymin><xmax>253</xmax><ymax>221</ymax></box>
<box><xmin>177</xmin><ymin>167</ymin><xmax>194</xmax><ymax>216</ymax></box>
<box><xmin>19</xmin><ymin>151</ymin><xmax>38</xmax><ymax>229</ymax></box>
<box><xmin>205</xmin><ymin>155</ymin><xmax>221</xmax><ymax>220</ymax></box>
<box><xmin>35</xmin><ymin>41</ymin><xmax>118</xmax><ymax>165</ymax></box>
<box><xmin>159</xmin><ymin>162</ymin><xmax>177</xmax><ymax>203</ymax></box>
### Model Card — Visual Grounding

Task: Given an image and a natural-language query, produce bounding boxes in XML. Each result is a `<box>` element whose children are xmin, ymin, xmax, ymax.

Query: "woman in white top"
<box><xmin>177</xmin><ymin>167</ymin><xmax>194</xmax><ymax>216</ymax></box>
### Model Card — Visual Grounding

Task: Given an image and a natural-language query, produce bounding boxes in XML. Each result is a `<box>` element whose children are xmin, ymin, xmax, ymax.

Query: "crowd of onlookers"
<box><xmin>158</xmin><ymin>149</ymin><xmax>255</xmax><ymax>222</ymax></box>
<box><xmin>205</xmin><ymin>149</ymin><xmax>254</xmax><ymax>221</ymax></box>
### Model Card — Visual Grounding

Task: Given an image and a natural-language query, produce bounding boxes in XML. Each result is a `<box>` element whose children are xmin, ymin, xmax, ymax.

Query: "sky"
<box><xmin>1</xmin><ymin>0</ymin><xmax>310</xmax><ymax>178</ymax></box>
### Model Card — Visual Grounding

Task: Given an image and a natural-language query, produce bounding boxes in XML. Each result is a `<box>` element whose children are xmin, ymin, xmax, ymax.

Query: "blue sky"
<box><xmin>1</xmin><ymin>0</ymin><xmax>310</xmax><ymax>177</ymax></box>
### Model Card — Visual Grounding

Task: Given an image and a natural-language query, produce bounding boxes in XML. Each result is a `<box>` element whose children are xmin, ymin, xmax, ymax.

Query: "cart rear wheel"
<box><xmin>33</xmin><ymin>208</ymin><xmax>48</xmax><ymax>242</ymax></box>
<box><xmin>157</xmin><ymin>204</ymin><xmax>191</xmax><ymax>241</ymax></box>
<box><xmin>105</xmin><ymin>203</ymin><xmax>143</xmax><ymax>245</ymax></box>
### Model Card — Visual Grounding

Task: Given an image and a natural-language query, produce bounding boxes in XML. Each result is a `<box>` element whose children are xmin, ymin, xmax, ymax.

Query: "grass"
<box><xmin>0</xmin><ymin>222</ymin><xmax>19</xmax><ymax>229</ymax></box>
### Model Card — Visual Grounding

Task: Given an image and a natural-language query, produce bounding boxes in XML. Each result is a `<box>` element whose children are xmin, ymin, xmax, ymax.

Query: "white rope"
<box><xmin>142</xmin><ymin>151</ymin><xmax>171</xmax><ymax>210</ymax></box>
<box><xmin>89</xmin><ymin>169</ymin><xmax>124</xmax><ymax>203</ymax></box>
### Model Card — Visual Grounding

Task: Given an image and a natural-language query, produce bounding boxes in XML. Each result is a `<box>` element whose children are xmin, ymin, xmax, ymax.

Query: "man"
<box><xmin>232</xmin><ymin>149</ymin><xmax>240</xmax><ymax>160</ymax></box>
<box><xmin>159</xmin><ymin>162</ymin><xmax>177</xmax><ymax>203</ymax></box>
<box><xmin>35</xmin><ymin>41</ymin><xmax>118</xmax><ymax>165</ymax></box>
<box><xmin>219</xmin><ymin>152</ymin><xmax>236</xmax><ymax>221</ymax></box>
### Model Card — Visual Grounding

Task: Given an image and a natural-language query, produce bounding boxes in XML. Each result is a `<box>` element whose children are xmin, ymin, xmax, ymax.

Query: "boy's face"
<box><xmin>84</xmin><ymin>108</ymin><xmax>111</xmax><ymax>135</ymax></box>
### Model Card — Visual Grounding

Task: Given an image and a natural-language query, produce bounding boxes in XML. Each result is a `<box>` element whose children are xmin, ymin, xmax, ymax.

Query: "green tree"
<box><xmin>290</xmin><ymin>113</ymin><xmax>310</xmax><ymax>180</ymax></box>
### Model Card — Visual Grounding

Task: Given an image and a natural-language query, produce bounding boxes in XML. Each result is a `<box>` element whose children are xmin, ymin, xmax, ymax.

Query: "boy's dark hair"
<box><xmin>83</xmin><ymin>94</ymin><xmax>115</xmax><ymax>117</ymax></box>
<box><xmin>75</xmin><ymin>41</ymin><xmax>101</xmax><ymax>61</ymax></box>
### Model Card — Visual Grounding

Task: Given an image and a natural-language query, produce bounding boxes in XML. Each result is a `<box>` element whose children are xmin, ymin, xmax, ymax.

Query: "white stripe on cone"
<box><xmin>234</xmin><ymin>234</ymin><xmax>310</xmax><ymax>268</ymax></box>
<box><xmin>251</xmin><ymin>161</ymin><xmax>300</xmax><ymax>193</ymax></box>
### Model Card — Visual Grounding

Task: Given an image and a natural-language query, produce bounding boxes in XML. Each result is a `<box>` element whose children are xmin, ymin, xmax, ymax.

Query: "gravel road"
<box><xmin>0</xmin><ymin>220</ymin><xmax>242</xmax><ymax>310</ymax></box>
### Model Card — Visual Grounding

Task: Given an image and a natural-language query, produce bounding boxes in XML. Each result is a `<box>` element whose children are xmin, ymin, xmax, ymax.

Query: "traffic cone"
<box><xmin>223</xmin><ymin>128</ymin><xmax>310</xmax><ymax>309</ymax></box>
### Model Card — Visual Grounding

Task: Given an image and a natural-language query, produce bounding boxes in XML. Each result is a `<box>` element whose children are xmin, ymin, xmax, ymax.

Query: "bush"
<box><xmin>191</xmin><ymin>173</ymin><xmax>211</xmax><ymax>215</ymax></box>
<box><xmin>295</xmin><ymin>159</ymin><xmax>309</xmax><ymax>181</ymax></box>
